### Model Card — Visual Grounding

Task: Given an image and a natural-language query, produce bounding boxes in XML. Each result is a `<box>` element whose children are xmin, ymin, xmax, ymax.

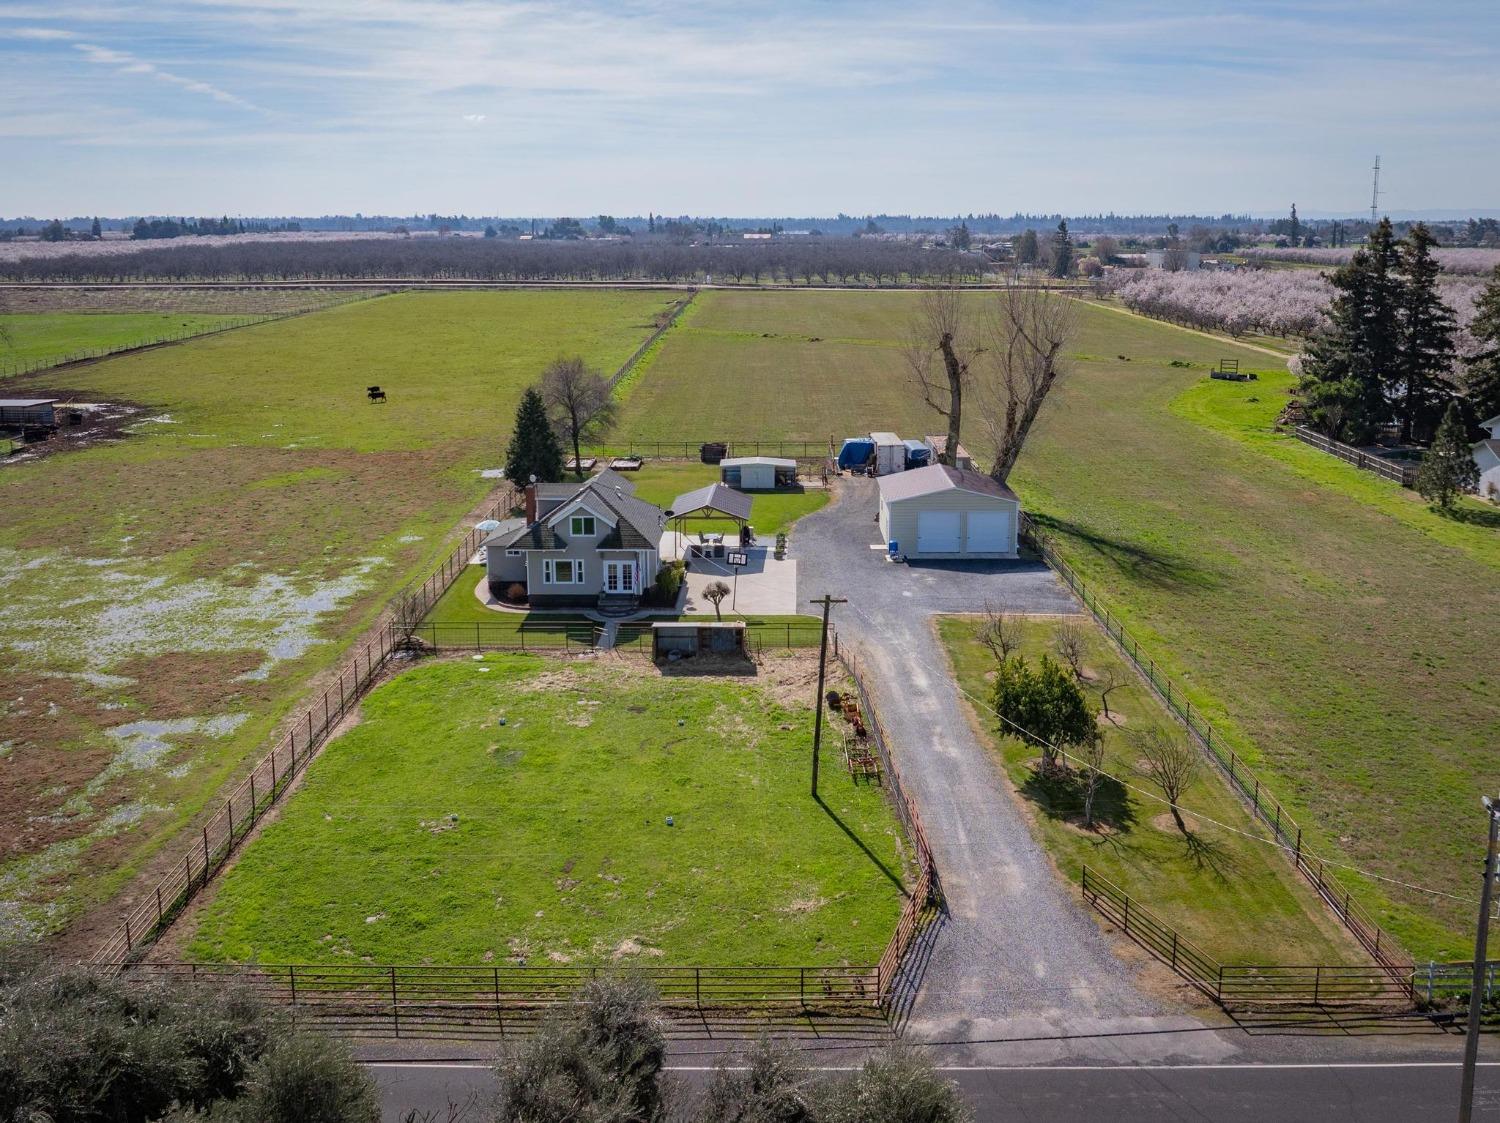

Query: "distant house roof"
<box><xmin>0</xmin><ymin>398</ymin><xmax>59</xmax><ymax>408</ymax></box>
<box><xmin>483</xmin><ymin>473</ymin><xmax>664</xmax><ymax>551</ymax></box>
<box><xmin>878</xmin><ymin>464</ymin><xmax>1018</xmax><ymax>504</ymax></box>
<box><xmin>1480</xmin><ymin>414</ymin><xmax>1500</xmax><ymax>432</ymax></box>
<box><xmin>720</xmin><ymin>456</ymin><xmax>797</xmax><ymax>469</ymax></box>
<box><xmin>667</xmin><ymin>482</ymin><xmax>753</xmax><ymax>523</ymax></box>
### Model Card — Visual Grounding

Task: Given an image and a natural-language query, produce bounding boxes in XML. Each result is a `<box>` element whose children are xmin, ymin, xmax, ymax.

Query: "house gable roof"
<box><xmin>878</xmin><ymin>464</ymin><xmax>1018</xmax><ymax>504</ymax></box>
<box><xmin>493</xmin><ymin>472</ymin><xmax>664</xmax><ymax>552</ymax></box>
<box><xmin>1474</xmin><ymin>438</ymin><xmax>1500</xmax><ymax>467</ymax></box>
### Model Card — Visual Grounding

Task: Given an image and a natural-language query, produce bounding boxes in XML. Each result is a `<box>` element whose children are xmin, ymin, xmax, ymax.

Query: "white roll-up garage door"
<box><xmin>916</xmin><ymin>510</ymin><xmax>962</xmax><ymax>553</ymax></box>
<box><xmin>965</xmin><ymin>510</ymin><xmax>1012</xmax><ymax>553</ymax></box>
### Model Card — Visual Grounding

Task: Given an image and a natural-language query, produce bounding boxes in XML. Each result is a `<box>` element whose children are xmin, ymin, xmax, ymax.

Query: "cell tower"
<box><xmin>1370</xmin><ymin>156</ymin><xmax>1381</xmax><ymax>225</ymax></box>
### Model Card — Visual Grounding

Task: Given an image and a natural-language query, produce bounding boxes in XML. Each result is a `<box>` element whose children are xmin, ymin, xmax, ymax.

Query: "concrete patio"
<box><xmin>661</xmin><ymin>531</ymin><xmax>799</xmax><ymax>616</ymax></box>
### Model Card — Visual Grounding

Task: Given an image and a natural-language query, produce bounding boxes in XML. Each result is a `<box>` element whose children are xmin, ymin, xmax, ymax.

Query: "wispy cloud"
<box><xmin>11</xmin><ymin>27</ymin><xmax>77</xmax><ymax>40</ymax></box>
<box><xmin>72</xmin><ymin>39</ymin><xmax>261</xmax><ymax>110</ymax></box>
<box><xmin>461</xmin><ymin>113</ymin><xmax>486</xmax><ymax>123</ymax></box>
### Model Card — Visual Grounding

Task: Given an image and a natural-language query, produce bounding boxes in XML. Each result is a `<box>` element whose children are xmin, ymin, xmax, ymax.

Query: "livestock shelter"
<box><xmin>720</xmin><ymin>456</ymin><xmax>797</xmax><ymax>490</ymax></box>
<box><xmin>0</xmin><ymin>399</ymin><xmax>58</xmax><ymax>428</ymax></box>
<box><xmin>877</xmin><ymin>464</ymin><xmax>1020</xmax><ymax>560</ymax></box>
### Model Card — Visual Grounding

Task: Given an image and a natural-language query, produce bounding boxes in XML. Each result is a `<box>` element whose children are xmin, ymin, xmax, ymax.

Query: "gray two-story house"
<box><xmin>482</xmin><ymin>470</ymin><xmax>667</xmax><ymax>614</ymax></box>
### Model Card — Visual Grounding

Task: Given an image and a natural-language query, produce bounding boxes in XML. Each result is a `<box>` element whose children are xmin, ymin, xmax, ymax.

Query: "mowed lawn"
<box><xmin>185</xmin><ymin>653</ymin><xmax>911</xmax><ymax>966</ymax></box>
<box><xmin>0</xmin><ymin>312</ymin><xmax>246</xmax><ymax>371</ymax></box>
<box><xmin>621</xmin><ymin>290</ymin><xmax>1499</xmax><ymax>958</ymax></box>
<box><xmin>0</xmin><ymin>290</ymin><xmax>671</xmax><ymax>944</ymax></box>
<box><xmin>940</xmin><ymin>616</ymin><xmax>1360</xmax><ymax>965</ymax></box>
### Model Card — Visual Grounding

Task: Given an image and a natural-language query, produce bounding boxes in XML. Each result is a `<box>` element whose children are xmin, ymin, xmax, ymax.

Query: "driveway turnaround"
<box><xmin>792</xmin><ymin>479</ymin><xmax>1190</xmax><ymax>1043</ymax></box>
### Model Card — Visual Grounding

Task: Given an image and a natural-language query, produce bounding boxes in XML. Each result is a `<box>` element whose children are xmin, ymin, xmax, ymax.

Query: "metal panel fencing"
<box><xmin>1293</xmin><ymin>426</ymin><xmax>1417</xmax><ymax>487</ymax></box>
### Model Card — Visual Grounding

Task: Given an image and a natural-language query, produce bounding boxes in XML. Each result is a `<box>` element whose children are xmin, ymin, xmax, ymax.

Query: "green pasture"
<box><xmin>185</xmin><ymin>653</ymin><xmax>911</xmax><ymax>966</ymax></box>
<box><xmin>0</xmin><ymin>290</ymin><xmax>671</xmax><ymax>942</ymax></box>
<box><xmin>940</xmin><ymin>615</ymin><xmax>1360</xmax><ymax>965</ymax></box>
<box><xmin>0</xmin><ymin>312</ymin><xmax>245</xmax><ymax>372</ymax></box>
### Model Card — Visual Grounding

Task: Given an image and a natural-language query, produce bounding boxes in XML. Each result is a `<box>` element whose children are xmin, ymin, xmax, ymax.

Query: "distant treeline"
<box><xmin>0</xmin><ymin>237</ymin><xmax>987</xmax><ymax>284</ymax></box>
<box><xmin>130</xmin><ymin>216</ymin><xmax>303</xmax><ymax>239</ymax></box>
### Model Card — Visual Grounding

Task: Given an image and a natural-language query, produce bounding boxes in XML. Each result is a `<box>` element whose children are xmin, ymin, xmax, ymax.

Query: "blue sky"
<box><xmin>2</xmin><ymin>1</ymin><xmax>1496</xmax><ymax>217</ymax></box>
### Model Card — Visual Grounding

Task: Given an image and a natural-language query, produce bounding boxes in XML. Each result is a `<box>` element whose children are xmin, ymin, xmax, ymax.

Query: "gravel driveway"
<box><xmin>792</xmin><ymin>479</ymin><xmax>1189</xmax><ymax>1045</ymax></box>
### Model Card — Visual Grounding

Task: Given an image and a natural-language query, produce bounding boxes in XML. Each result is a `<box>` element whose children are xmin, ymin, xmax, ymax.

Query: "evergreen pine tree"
<box><xmin>1392</xmin><ymin>223</ymin><xmax>1457</xmax><ymax>442</ymax></box>
<box><xmin>90</xmin><ymin>216</ymin><xmax>101</xmax><ymax>239</ymax></box>
<box><xmin>1289</xmin><ymin>203</ymin><xmax>1300</xmax><ymax>246</ymax></box>
<box><xmin>1415</xmin><ymin>401</ymin><xmax>1479</xmax><ymax>509</ymax></box>
<box><xmin>1049</xmin><ymin>220</ymin><xmax>1073</xmax><ymax>278</ymax></box>
<box><xmin>504</xmin><ymin>386</ymin><xmax>564</xmax><ymax>489</ymax></box>
<box><xmin>1298</xmin><ymin>218</ymin><xmax>1401</xmax><ymax>442</ymax></box>
<box><xmin>1463</xmin><ymin>264</ymin><xmax>1500</xmax><ymax>428</ymax></box>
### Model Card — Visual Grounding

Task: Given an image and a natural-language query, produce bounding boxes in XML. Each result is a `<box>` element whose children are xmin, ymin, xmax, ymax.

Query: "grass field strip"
<box><xmin>0</xmin><ymin>289</ymin><xmax>375</xmax><ymax>379</ymax></box>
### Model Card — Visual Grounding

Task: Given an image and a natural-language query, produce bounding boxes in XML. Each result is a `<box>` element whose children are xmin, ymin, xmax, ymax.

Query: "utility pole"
<box><xmin>809</xmin><ymin>594</ymin><xmax>846</xmax><ymax>798</ymax></box>
<box><xmin>1459</xmin><ymin>796</ymin><xmax>1500</xmax><ymax>1123</ymax></box>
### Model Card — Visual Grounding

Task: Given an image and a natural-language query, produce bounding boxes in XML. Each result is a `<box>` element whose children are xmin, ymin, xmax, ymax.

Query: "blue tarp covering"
<box><xmin>903</xmin><ymin>439</ymin><xmax>931</xmax><ymax>469</ymax></box>
<box><xmin>837</xmin><ymin>438</ymin><xmax>874</xmax><ymax>469</ymax></box>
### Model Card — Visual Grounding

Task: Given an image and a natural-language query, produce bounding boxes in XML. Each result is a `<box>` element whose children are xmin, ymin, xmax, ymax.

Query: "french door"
<box><xmin>604</xmin><ymin>561</ymin><xmax>635</xmax><ymax>593</ymax></box>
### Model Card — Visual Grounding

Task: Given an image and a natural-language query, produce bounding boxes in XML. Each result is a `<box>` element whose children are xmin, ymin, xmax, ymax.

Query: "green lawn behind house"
<box><xmin>185</xmin><ymin>653</ymin><xmax>912</xmax><ymax>966</ymax></box>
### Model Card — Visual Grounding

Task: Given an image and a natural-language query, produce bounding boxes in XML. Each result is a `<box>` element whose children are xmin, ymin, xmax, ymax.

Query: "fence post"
<box><xmin>202</xmin><ymin>829</ymin><xmax>210</xmax><ymax>886</ymax></box>
<box><xmin>800</xmin><ymin>967</ymin><xmax>806</xmax><ymax>1009</ymax></box>
<box><xmin>695</xmin><ymin>967</ymin><xmax>702</xmax><ymax>1010</ymax></box>
<box><xmin>1427</xmin><ymin>961</ymin><xmax>1434</xmax><ymax>1004</ymax></box>
<box><xmin>156</xmin><ymin>886</ymin><xmax>164</xmax><ymax>928</ymax></box>
<box><xmin>289</xmin><ymin>964</ymin><xmax>298</xmax><ymax>1016</ymax></box>
<box><xmin>1314</xmin><ymin>965</ymin><xmax>1321</xmax><ymax>1004</ymax></box>
<box><xmin>1122</xmin><ymin>894</ymin><xmax>1131</xmax><ymax>933</ymax></box>
<box><xmin>1170</xmin><ymin>931</ymin><xmax>1178</xmax><ymax>971</ymax></box>
<box><xmin>391</xmin><ymin>967</ymin><xmax>400</xmax><ymax>1038</ymax></box>
<box><xmin>494</xmin><ymin>967</ymin><xmax>504</xmax><ymax>1034</ymax></box>
<box><xmin>249</xmin><ymin>775</ymin><xmax>256</xmax><ymax>821</ymax></box>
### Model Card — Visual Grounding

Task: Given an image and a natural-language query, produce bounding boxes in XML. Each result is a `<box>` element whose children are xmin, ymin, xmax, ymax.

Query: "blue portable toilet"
<box><xmin>903</xmin><ymin>439</ymin><xmax>931</xmax><ymax>469</ymax></box>
<box><xmin>837</xmin><ymin>438</ymin><xmax>874</xmax><ymax>470</ymax></box>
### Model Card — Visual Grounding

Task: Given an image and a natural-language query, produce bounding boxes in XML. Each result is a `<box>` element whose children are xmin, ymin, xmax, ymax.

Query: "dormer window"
<box><xmin>570</xmin><ymin>515</ymin><xmax>597</xmax><ymax>537</ymax></box>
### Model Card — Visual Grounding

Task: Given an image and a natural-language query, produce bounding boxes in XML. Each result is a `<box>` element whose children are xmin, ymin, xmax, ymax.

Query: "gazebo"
<box><xmin>666</xmin><ymin>482</ymin><xmax>754</xmax><ymax>559</ymax></box>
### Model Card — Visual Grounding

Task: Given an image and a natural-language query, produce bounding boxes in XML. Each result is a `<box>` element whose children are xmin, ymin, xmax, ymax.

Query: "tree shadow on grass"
<box><xmin>1027</xmin><ymin>513</ymin><xmax>1221</xmax><ymax>593</ymax></box>
<box><xmin>1179</xmin><ymin>829</ymin><xmax>1235</xmax><ymax>880</ymax></box>
<box><xmin>1439</xmin><ymin>502</ymin><xmax>1500</xmax><ymax>530</ymax></box>
<box><xmin>1019</xmin><ymin>766</ymin><xmax>1137</xmax><ymax>840</ymax></box>
<box><xmin>814</xmin><ymin>793</ymin><xmax>909</xmax><ymax>896</ymax></box>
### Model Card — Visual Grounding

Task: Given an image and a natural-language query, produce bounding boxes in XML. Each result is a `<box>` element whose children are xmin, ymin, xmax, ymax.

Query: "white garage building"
<box><xmin>877</xmin><ymin>464</ymin><xmax>1020</xmax><ymax>559</ymax></box>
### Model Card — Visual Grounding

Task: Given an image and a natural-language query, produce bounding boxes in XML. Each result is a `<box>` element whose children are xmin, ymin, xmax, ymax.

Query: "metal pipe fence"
<box><xmin>1292</xmin><ymin>426</ymin><xmax>1418</xmax><ymax>487</ymax></box>
<box><xmin>1080</xmin><ymin>866</ymin><xmax>1415</xmax><ymax>1008</ymax></box>
<box><xmin>93</xmin><ymin>485</ymin><xmax>518</xmax><ymax>965</ymax></box>
<box><xmin>105</xmin><ymin>962</ymin><xmax>883</xmax><ymax>1039</ymax></box>
<box><xmin>610</xmin><ymin>620</ymin><xmax>827</xmax><ymax>653</ymax></box>
<box><xmin>1020</xmin><ymin>513</ymin><xmax>1412</xmax><ymax>978</ymax></box>
<box><xmin>580</xmin><ymin>440</ymin><xmax>834</xmax><ymax>462</ymax></box>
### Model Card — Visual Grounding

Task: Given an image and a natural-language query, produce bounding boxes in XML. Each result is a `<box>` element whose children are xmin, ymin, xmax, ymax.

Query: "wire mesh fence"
<box><xmin>1020</xmin><ymin>513</ymin><xmax>1412</xmax><ymax>976</ymax></box>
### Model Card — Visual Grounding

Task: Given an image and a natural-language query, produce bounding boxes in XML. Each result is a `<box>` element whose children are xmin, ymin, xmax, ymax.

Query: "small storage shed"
<box><xmin>720</xmin><ymin>456</ymin><xmax>796</xmax><ymax>490</ymax></box>
<box><xmin>652</xmin><ymin>621</ymin><xmax>748</xmax><ymax>660</ymax></box>
<box><xmin>877</xmin><ymin>465</ymin><xmax>1020</xmax><ymax>559</ymax></box>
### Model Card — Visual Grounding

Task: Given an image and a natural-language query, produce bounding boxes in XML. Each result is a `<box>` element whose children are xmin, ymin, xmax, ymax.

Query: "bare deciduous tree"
<box><xmin>1052</xmin><ymin>617</ymin><xmax>1086</xmax><ymax>678</ymax></box>
<box><xmin>974</xmin><ymin>286</ymin><xmax>1077</xmax><ymax>485</ymax></box>
<box><xmin>1080</xmin><ymin>733</ymin><xmax>1108</xmax><ymax>829</ymax></box>
<box><xmin>1094</xmin><ymin>665</ymin><xmax>1124</xmax><ymax>721</ymax></box>
<box><xmin>904</xmin><ymin>289</ymin><xmax>979</xmax><ymax>467</ymax></box>
<box><xmin>977</xmin><ymin>600</ymin><xmax>1022</xmax><ymax>663</ymax></box>
<box><xmin>391</xmin><ymin>584</ymin><xmax>427</xmax><ymax>646</ymax></box>
<box><xmin>541</xmin><ymin>356</ymin><xmax>615</xmax><ymax>479</ymax></box>
<box><xmin>1134</xmin><ymin>727</ymin><xmax>1200</xmax><ymax>835</ymax></box>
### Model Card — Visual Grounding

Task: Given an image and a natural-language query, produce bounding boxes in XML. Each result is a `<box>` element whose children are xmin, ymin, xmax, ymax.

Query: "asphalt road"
<box><xmin>369</xmin><ymin>1054</ymin><xmax>1500</xmax><ymax>1121</ymax></box>
<box><xmin>790</xmin><ymin>478</ymin><xmax>1175</xmax><ymax>1042</ymax></box>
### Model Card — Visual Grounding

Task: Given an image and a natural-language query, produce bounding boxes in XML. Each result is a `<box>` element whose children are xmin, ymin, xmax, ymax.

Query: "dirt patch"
<box><xmin>1150</xmin><ymin>811</ymin><xmax>1199</xmax><ymax>835</ymax></box>
<box><xmin>115</xmin><ymin>652</ymin><xmax>272</xmax><ymax>719</ymax></box>
<box><xmin>1</xmin><ymin>391</ymin><xmax>150</xmax><ymax>465</ymax></box>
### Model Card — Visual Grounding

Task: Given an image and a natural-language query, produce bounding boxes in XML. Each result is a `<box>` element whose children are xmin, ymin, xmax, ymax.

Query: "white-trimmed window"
<box><xmin>569</xmin><ymin>515</ymin><xmax>597</xmax><ymax>537</ymax></box>
<box><xmin>543</xmin><ymin>558</ymin><xmax>585</xmax><ymax>585</ymax></box>
<box><xmin>505</xmin><ymin>549</ymin><xmax>523</xmax><ymax>557</ymax></box>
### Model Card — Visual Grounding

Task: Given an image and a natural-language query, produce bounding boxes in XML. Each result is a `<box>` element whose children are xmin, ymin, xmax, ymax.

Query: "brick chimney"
<box><xmin>523</xmin><ymin>484</ymin><xmax>537</xmax><ymax>523</ymax></box>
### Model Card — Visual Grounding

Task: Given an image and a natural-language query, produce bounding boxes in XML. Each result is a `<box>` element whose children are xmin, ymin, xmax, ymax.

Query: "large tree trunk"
<box><xmin>937</xmin><ymin>332</ymin><xmax>964</xmax><ymax>467</ymax></box>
